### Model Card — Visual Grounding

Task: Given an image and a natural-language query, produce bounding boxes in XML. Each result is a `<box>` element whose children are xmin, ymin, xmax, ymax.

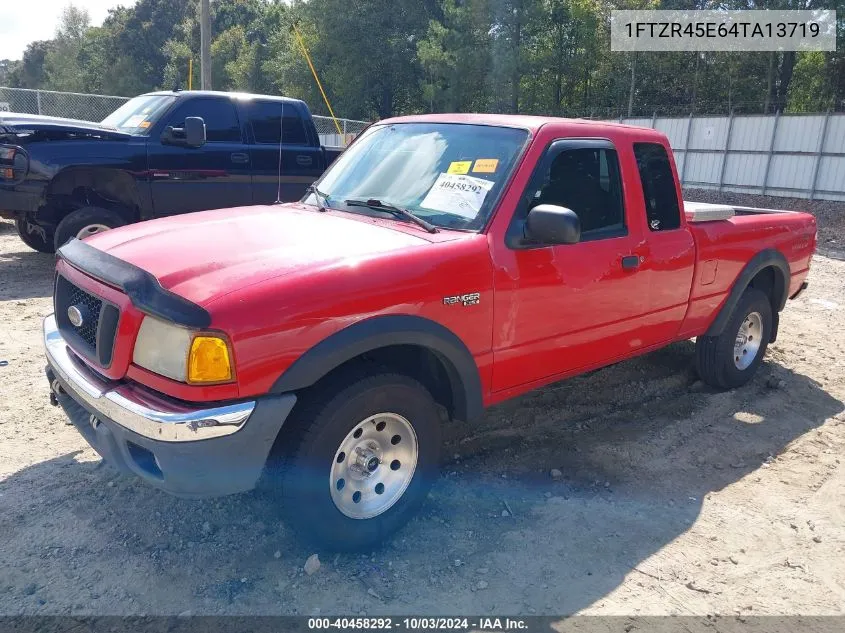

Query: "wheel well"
<box><xmin>748</xmin><ymin>265</ymin><xmax>786</xmax><ymax>313</ymax></box>
<box><xmin>39</xmin><ymin>168</ymin><xmax>140</xmax><ymax>226</ymax></box>
<box><xmin>298</xmin><ymin>344</ymin><xmax>461</xmax><ymax>421</ymax></box>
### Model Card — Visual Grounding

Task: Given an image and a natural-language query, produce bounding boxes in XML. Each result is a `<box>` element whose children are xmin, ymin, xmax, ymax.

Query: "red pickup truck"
<box><xmin>44</xmin><ymin>114</ymin><xmax>816</xmax><ymax>549</ymax></box>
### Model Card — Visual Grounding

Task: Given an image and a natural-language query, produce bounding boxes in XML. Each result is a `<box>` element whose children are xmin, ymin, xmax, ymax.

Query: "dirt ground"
<box><xmin>0</xmin><ymin>196</ymin><xmax>844</xmax><ymax>617</ymax></box>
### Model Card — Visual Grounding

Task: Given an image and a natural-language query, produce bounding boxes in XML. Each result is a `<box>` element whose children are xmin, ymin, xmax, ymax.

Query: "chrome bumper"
<box><xmin>43</xmin><ymin>314</ymin><xmax>255</xmax><ymax>442</ymax></box>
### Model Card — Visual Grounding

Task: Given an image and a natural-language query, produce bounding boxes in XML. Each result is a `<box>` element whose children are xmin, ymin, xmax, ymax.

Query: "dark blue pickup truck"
<box><xmin>0</xmin><ymin>90</ymin><xmax>343</xmax><ymax>252</ymax></box>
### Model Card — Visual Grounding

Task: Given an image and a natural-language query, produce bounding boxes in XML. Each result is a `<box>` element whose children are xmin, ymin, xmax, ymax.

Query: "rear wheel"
<box><xmin>15</xmin><ymin>216</ymin><xmax>56</xmax><ymax>253</ymax></box>
<box><xmin>54</xmin><ymin>206</ymin><xmax>126</xmax><ymax>251</ymax></box>
<box><xmin>696</xmin><ymin>287</ymin><xmax>772</xmax><ymax>388</ymax></box>
<box><xmin>271</xmin><ymin>371</ymin><xmax>441</xmax><ymax>551</ymax></box>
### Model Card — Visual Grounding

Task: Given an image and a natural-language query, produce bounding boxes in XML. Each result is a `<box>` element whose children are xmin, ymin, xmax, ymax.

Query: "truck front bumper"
<box><xmin>43</xmin><ymin>314</ymin><xmax>296</xmax><ymax>497</ymax></box>
<box><xmin>0</xmin><ymin>180</ymin><xmax>46</xmax><ymax>215</ymax></box>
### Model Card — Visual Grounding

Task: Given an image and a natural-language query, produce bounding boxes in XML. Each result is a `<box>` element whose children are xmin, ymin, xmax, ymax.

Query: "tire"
<box><xmin>696</xmin><ymin>287</ymin><xmax>772</xmax><ymax>389</ymax></box>
<box><xmin>270</xmin><ymin>370</ymin><xmax>442</xmax><ymax>551</ymax></box>
<box><xmin>15</xmin><ymin>216</ymin><xmax>56</xmax><ymax>253</ymax></box>
<box><xmin>54</xmin><ymin>206</ymin><xmax>126</xmax><ymax>251</ymax></box>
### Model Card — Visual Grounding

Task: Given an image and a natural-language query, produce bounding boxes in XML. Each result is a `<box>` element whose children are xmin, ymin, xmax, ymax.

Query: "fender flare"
<box><xmin>706</xmin><ymin>248</ymin><xmax>789</xmax><ymax>337</ymax></box>
<box><xmin>269</xmin><ymin>315</ymin><xmax>484</xmax><ymax>422</ymax></box>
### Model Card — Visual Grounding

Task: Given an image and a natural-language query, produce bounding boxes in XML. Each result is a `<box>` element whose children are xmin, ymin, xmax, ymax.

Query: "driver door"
<box><xmin>147</xmin><ymin>97</ymin><xmax>252</xmax><ymax>216</ymax></box>
<box><xmin>491</xmin><ymin>139</ymin><xmax>650</xmax><ymax>393</ymax></box>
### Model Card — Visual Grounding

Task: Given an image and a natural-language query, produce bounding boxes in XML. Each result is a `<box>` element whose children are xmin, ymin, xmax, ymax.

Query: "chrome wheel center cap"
<box><xmin>352</xmin><ymin>444</ymin><xmax>381</xmax><ymax>478</ymax></box>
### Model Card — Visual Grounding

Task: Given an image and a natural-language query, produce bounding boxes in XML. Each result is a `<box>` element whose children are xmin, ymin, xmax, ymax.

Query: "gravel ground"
<box><xmin>0</xmin><ymin>201</ymin><xmax>843</xmax><ymax>616</ymax></box>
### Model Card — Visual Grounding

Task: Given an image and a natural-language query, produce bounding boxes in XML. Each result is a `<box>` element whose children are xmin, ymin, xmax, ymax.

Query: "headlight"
<box><xmin>132</xmin><ymin>316</ymin><xmax>234</xmax><ymax>384</ymax></box>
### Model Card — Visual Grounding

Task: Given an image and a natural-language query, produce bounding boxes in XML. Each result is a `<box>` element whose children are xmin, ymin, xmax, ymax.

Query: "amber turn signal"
<box><xmin>187</xmin><ymin>335</ymin><xmax>233</xmax><ymax>384</ymax></box>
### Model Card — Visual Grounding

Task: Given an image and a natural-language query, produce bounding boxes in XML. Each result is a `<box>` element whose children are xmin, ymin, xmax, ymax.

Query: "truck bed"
<box><xmin>679</xmin><ymin>201</ymin><xmax>816</xmax><ymax>338</ymax></box>
<box><xmin>683</xmin><ymin>200</ymin><xmax>801</xmax><ymax>223</ymax></box>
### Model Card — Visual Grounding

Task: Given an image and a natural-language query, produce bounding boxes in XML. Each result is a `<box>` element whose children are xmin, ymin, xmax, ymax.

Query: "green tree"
<box><xmin>417</xmin><ymin>0</ymin><xmax>493</xmax><ymax>112</ymax></box>
<box><xmin>5</xmin><ymin>41</ymin><xmax>53</xmax><ymax>89</ymax></box>
<box><xmin>43</xmin><ymin>4</ymin><xmax>91</xmax><ymax>92</ymax></box>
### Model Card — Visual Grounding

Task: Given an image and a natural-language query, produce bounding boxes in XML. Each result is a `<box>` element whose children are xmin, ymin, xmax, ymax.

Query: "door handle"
<box><xmin>622</xmin><ymin>255</ymin><xmax>640</xmax><ymax>270</ymax></box>
<box><xmin>230</xmin><ymin>152</ymin><xmax>249</xmax><ymax>164</ymax></box>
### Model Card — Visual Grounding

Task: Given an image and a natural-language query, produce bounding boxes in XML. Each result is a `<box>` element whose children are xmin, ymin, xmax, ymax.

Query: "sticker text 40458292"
<box><xmin>420</xmin><ymin>173</ymin><xmax>495</xmax><ymax>219</ymax></box>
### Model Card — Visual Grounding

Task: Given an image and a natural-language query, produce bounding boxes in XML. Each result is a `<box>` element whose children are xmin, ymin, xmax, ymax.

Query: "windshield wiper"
<box><xmin>345</xmin><ymin>198</ymin><xmax>439</xmax><ymax>234</ymax></box>
<box><xmin>303</xmin><ymin>184</ymin><xmax>330</xmax><ymax>211</ymax></box>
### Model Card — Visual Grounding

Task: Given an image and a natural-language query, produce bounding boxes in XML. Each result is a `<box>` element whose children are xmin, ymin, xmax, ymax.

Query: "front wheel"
<box><xmin>695</xmin><ymin>287</ymin><xmax>773</xmax><ymax>389</ymax></box>
<box><xmin>272</xmin><ymin>372</ymin><xmax>442</xmax><ymax>551</ymax></box>
<box><xmin>15</xmin><ymin>216</ymin><xmax>56</xmax><ymax>253</ymax></box>
<box><xmin>54</xmin><ymin>206</ymin><xmax>127</xmax><ymax>251</ymax></box>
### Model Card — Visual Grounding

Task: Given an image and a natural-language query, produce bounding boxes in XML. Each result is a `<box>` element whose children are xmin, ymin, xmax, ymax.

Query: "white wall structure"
<box><xmin>611</xmin><ymin>113</ymin><xmax>845</xmax><ymax>202</ymax></box>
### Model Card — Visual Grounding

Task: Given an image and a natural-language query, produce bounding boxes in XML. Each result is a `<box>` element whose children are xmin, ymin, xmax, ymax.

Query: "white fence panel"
<box><xmin>769</xmin><ymin>155</ymin><xmax>815</xmax><ymax>190</ymax></box>
<box><xmin>620</xmin><ymin>117</ymin><xmax>652</xmax><ymax>127</ymax></box>
<box><xmin>822</xmin><ymin>116</ymin><xmax>845</xmax><ymax>153</ymax></box>
<box><xmin>817</xmin><ymin>157</ymin><xmax>845</xmax><ymax>193</ymax></box>
<box><xmin>729</xmin><ymin>117</ymin><xmax>776</xmax><ymax>151</ymax></box>
<box><xmin>688</xmin><ymin>116</ymin><xmax>730</xmax><ymax>150</ymax></box>
<box><xmin>724</xmin><ymin>153</ymin><xmax>768</xmax><ymax>187</ymax></box>
<box><xmin>774</xmin><ymin>115</ymin><xmax>826</xmax><ymax>153</ymax></box>
<box><xmin>613</xmin><ymin>112</ymin><xmax>845</xmax><ymax>201</ymax></box>
<box><xmin>654</xmin><ymin>117</ymin><xmax>689</xmax><ymax>148</ymax></box>
<box><xmin>686</xmin><ymin>152</ymin><xmax>723</xmax><ymax>185</ymax></box>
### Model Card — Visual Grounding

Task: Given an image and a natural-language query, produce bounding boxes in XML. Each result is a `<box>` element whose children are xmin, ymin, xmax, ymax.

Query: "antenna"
<box><xmin>275</xmin><ymin>101</ymin><xmax>284</xmax><ymax>204</ymax></box>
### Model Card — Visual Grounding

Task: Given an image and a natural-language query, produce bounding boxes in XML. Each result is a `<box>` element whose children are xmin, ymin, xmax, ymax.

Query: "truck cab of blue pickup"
<box><xmin>0</xmin><ymin>90</ymin><xmax>342</xmax><ymax>252</ymax></box>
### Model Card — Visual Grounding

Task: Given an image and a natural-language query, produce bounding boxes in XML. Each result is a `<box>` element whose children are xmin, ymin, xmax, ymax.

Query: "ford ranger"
<box><xmin>1</xmin><ymin>90</ymin><xmax>341</xmax><ymax>252</ymax></box>
<box><xmin>43</xmin><ymin>114</ymin><xmax>816</xmax><ymax>550</ymax></box>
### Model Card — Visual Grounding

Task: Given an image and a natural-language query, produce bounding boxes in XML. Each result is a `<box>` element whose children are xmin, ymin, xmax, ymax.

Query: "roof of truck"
<box><xmin>144</xmin><ymin>90</ymin><xmax>307</xmax><ymax>106</ymax></box>
<box><xmin>378</xmin><ymin>112</ymin><xmax>659</xmax><ymax>135</ymax></box>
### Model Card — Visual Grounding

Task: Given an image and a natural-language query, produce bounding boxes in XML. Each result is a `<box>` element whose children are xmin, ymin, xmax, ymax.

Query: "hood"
<box><xmin>0</xmin><ymin>112</ymin><xmax>131</xmax><ymax>141</ymax></box>
<box><xmin>85</xmin><ymin>204</ymin><xmax>438</xmax><ymax>306</ymax></box>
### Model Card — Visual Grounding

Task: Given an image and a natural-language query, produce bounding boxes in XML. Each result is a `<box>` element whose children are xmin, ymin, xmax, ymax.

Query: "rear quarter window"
<box><xmin>633</xmin><ymin>142</ymin><xmax>681</xmax><ymax>231</ymax></box>
<box><xmin>245</xmin><ymin>101</ymin><xmax>309</xmax><ymax>145</ymax></box>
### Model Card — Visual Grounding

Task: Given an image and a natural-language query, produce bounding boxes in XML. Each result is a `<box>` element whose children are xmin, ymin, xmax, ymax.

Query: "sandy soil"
<box><xmin>0</xmin><ymin>205</ymin><xmax>843</xmax><ymax>616</ymax></box>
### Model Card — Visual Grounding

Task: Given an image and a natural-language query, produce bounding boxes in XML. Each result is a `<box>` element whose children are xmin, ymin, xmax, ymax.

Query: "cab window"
<box><xmin>531</xmin><ymin>147</ymin><xmax>625</xmax><ymax>237</ymax></box>
<box><xmin>634</xmin><ymin>143</ymin><xmax>681</xmax><ymax>231</ymax></box>
<box><xmin>245</xmin><ymin>101</ymin><xmax>309</xmax><ymax>145</ymax></box>
<box><xmin>163</xmin><ymin>98</ymin><xmax>242</xmax><ymax>143</ymax></box>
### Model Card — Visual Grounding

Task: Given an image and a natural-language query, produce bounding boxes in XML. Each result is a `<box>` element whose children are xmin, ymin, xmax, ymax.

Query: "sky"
<box><xmin>1</xmin><ymin>0</ymin><xmax>134</xmax><ymax>61</ymax></box>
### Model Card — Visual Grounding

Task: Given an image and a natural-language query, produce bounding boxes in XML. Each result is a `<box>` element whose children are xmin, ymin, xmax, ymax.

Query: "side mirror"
<box><xmin>524</xmin><ymin>204</ymin><xmax>581</xmax><ymax>245</ymax></box>
<box><xmin>161</xmin><ymin>117</ymin><xmax>206</xmax><ymax>148</ymax></box>
<box><xmin>183</xmin><ymin>117</ymin><xmax>206</xmax><ymax>148</ymax></box>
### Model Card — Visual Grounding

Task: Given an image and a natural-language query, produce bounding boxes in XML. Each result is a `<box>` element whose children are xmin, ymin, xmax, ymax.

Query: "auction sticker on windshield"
<box><xmin>473</xmin><ymin>158</ymin><xmax>499</xmax><ymax>173</ymax></box>
<box><xmin>421</xmin><ymin>173</ymin><xmax>494</xmax><ymax>219</ymax></box>
<box><xmin>447</xmin><ymin>161</ymin><xmax>472</xmax><ymax>175</ymax></box>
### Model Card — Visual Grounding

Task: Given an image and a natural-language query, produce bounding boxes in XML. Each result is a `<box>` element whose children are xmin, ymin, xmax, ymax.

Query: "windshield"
<box><xmin>307</xmin><ymin>123</ymin><xmax>529</xmax><ymax>231</ymax></box>
<box><xmin>101</xmin><ymin>94</ymin><xmax>176</xmax><ymax>135</ymax></box>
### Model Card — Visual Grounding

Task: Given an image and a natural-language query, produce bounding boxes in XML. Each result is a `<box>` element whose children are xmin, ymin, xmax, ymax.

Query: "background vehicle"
<box><xmin>43</xmin><ymin>115</ymin><xmax>816</xmax><ymax>550</ymax></box>
<box><xmin>0</xmin><ymin>90</ymin><xmax>342</xmax><ymax>252</ymax></box>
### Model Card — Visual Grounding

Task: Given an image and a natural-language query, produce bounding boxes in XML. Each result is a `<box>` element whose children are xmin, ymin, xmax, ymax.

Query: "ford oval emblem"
<box><xmin>67</xmin><ymin>305</ymin><xmax>84</xmax><ymax>328</ymax></box>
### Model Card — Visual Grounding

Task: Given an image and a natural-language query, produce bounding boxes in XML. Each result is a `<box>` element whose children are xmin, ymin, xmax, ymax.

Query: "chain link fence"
<box><xmin>564</xmin><ymin>99</ymin><xmax>845</xmax><ymax>121</ymax></box>
<box><xmin>0</xmin><ymin>86</ymin><xmax>129</xmax><ymax>121</ymax></box>
<box><xmin>0</xmin><ymin>86</ymin><xmax>369</xmax><ymax>147</ymax></box>
<box><xmin>312</xmin><ymin>115</ymin><xmax>370</xmax><ymax>147</ymax></box>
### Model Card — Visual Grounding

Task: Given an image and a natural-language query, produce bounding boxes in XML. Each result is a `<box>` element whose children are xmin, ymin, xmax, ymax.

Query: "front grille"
<box><xmin>55</xmin><ymin>275</ymin><xmax>120</xmax><ymax>367</ymax></box>
<box><xmin>68</xmin><ymin>283</ymin><xmax>101</xmax><ymax>348</ymax></box>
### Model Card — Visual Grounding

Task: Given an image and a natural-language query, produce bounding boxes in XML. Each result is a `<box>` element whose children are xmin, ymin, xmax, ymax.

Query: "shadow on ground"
<box><xmin>0</xmin><ymin>343</ymin><xmax>841</xmax><ymax>616</ymax></box>
<box><xmin>0</xmin><ymin>244</ymin><xmax>55</xmax><ymax>301</ymax></box>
